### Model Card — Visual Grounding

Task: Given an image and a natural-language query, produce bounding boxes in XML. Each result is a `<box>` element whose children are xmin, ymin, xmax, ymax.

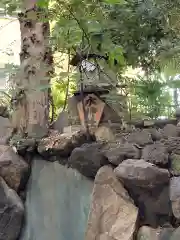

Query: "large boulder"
<box><xmin>125</xmin><ymin>129</ymin><xmax>153</xmax><ymax>146</ymax></box>
<box><xmin>0</xmin><ymin>177</ymin><xmax>24</xmax><ymax>240</ymax></box>
<box><xmin>147</xmin><ymin>128</ymin><xmax>162</xmax><ymax>141</ymax></box>
<box><xmin>161</xmin><ymin>124</ymin><xmax>180</xmax><ymax>138</ymax></box>
<box><xmin>85</xmin><ymin>166</ymin><xmax>138</xmax><ymax>240</ymax></box>
<box><xmin>0</xmin><ymin>145</ymin><xmax>29</xmax><ymax>192</ymax></box>
<box><xmin>170</xmin><ymin>177</ymin><xmax>180</xmax><ymax>219</ymax></box>
<box><xmin>68</xmin><ymin>143</ymin><xmax>109</xmax><ymax>178</ymax></box>
<box><xmin>102</xmin><ymin>142</ymin><xmax>140</xmax><ymax>166</ymax></box>
<box><xmin>38</xmin><ymin>130</ymin><xmax>94</xmax><ymax>160</ymax></box>
<box><xmin>114</xmin><ymin>159</ymin><xmax>169</xmax><ymax>188</ymax></box>
<box><xmin>0</xmin><ymin>116</ymin><xmax>13</xmax><ymax>144</ymax></box>
<box><xmin>142</xmin><ymin>142</ymin><xmax>169</xmax><ymax>166</ymax></box>
<box><xmin>94</xmin><ymin>125</ymin><xmax>115</xmax><ymax>141</ymax></box>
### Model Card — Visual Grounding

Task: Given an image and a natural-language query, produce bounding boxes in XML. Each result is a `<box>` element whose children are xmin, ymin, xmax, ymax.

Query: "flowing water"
<box><xmin>20</xmin><ymin>157</ymin><xmax>93</xmax><ymax>240</ymax></box>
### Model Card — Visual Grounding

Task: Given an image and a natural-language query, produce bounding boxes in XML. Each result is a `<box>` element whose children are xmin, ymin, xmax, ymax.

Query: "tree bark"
<box><xmin>11</xmin><ymin>0</ymin><xmax>53</xmax><ymax>138</ymax></box>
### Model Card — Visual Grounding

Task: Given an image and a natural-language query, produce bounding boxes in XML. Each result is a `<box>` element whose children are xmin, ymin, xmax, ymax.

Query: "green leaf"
<box><xmin>37</xmin><ymin>0</ymin><xmax>49</xmax><ymax>8</ymax></box>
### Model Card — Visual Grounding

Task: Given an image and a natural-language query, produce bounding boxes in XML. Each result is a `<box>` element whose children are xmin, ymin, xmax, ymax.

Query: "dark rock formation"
<box><xmin>102</xmin><ymin>142</ymin><xmax>140</xmax><ymax>165</ymax></box>
<box><xmin>0</xmin><ymin>177</ymin><xmax>24</xmax><ymax>240</ymax></box>
<box><xmin>125</xmin><ymin>129</ymin><xmax>153</xmax><ymax>146</ymax></box>
<box><xmin>161</xmin><ymin>124</ymin><xmax>180</xmax><ymax>138</ymax></box>
<box><xmin>114</xmin><ymin>159</ymin><xmax>170</xmax><ymax>188</ymax></box>
<box><xmin>0</xmin><ymin>145</ymin><xmax>29</xmax><ymax>192</ymax></box>
<box><xmin>68</xmin><ymin>142</ymin><xmax>109</xmax><ymax>178</ymax></box>
<box><xmin>142</xmin><ymin>142</ymin><xmax>169</xmax><ymax>166</ymax></box>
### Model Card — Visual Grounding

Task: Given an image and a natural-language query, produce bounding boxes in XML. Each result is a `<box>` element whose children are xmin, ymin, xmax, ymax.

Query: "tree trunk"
<box><xmin>11</xmin><ymin>0</ymin><xmax>53</xmax><ymax>138</ymax></box>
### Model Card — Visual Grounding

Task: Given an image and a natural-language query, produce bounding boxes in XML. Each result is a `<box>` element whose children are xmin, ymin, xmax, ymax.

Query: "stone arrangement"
<box><xmin>2</xmin><ymin>109</ymin><xmax>180</xmax><ymax>239</ymax></box>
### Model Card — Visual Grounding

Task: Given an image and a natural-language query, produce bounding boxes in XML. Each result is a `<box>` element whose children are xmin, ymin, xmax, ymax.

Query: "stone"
<box><xmin>102</xmin><ymin>142</ymin><xmax>140</xmax><ymax>166</ymax></box>
<box><xmin>20</xmin><ymin>158</ymin><xmax>93</xmax><ymax>240</ymax></box>
<box><xmin>68</xmin><ymin>142</ymin><xmax>109</xmax><ymax>178</ymax></box>
<box><xmin>170</xmin><ymin>154</ymin><xmax>180</xmax><ymax>175</ymax></box>
<box><xmin>95</xmin><ymin>125</ymin><xmax>115</xmax><ymax>141</ymax></box>
<box><xmin>142</xmin><ymin>142</ymin><xmax>169</xmax><ymax>166</ymax></box>
<box><xmin>137</xmin><ymin>226</ymin><xmax>161</xmax><ymax>240</ymax></box>
<box><xmin>38</xmin><ymin>130</ymin><xmax>94</xmax><ymax>160</ymax></box>
<box><xmin>161</xmin><ymin>137</ymin><xmax>180</xmax><ymax>154</ymax></box>
<box><xmin>0</xmin><ymin>145</ymin><xmax>29</xmax><ymax>192</ymax></box>
<box><xmin>0</xmin><ymin>105</ymin><xmax>9</xmax><ymax>118</ymax></box>
<box><xmin>137</xmin><ymin>226</ymin><xmax>174</xmax><ymax>240</ymax></box>
<box><xmin>0</xmin><ymin>116</ymin><xmax>13</xmax><ymax>144</ymax></box>
<box><xmin>170</xmin><ymin>177</ymin><xmax>180</xmax><ymax>219</ymax></box>
<box><xmin>147</xmin><ymin>128</ymin><xmax>162</xmax><ymax>141</ymax></box>
<box><xmin>125</xmin><ymin>129</ymin><xmax>153</xmax><ymax>146</ymax></box>
<box><xmin>0</xmin><ymin>176</ymin><xmax>24</xmax><ymax>240</ymax></box>
<box><xmin>115</xmin><ymin>159</ymin><xmax>170</xmax><ymax>188</ymax></box>
<box><xmin>161</xmin><ymin>124</ymin><xmax>180</xmax><ymax>138</ymax></box>
<box><xmin>85</xmin><ymin>166</ymin><xmax>138</xmax><ymax>240</ymax></box>
<box><xmin>126</xmin><ymin>183</ymin><xmax>171</xmax><ymax>227</ymax></box>
<box><xmin>170</xmin><ymin>227</ymin><xmax>180</xmax><ymax>240</ymax></box>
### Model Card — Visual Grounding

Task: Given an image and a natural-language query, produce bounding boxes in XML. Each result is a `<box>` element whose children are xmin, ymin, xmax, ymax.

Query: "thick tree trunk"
<box><xmin>12</xmin><ymin>0</ymin><xmax>52</xmax><ymax>138</ymax></box>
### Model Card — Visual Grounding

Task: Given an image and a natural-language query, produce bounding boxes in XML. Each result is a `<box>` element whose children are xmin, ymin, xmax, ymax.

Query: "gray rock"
<box><xmin>102</xmin><ymin>142</ymin><xmax>140</xmax><ymax>165</ymax></box>
<box><xmin>0</xmin><ymin>145</ymin><xmax>29</xmax><ymax>192</ymax></box>
<box><xmin>162</xmin><ymin>124</ymin><xmax>180</xmax><ymax>138</ymax></box>
<box><xmin>137</xmin><ymin>226</ymin><xmax>174</xmax><ymax>240</ymax></box>
<box><xmin>161</xmin><ymin>137</ymin><xmax>180</xmax><ymax>154</ymax></box>
<box><xmin>20</xmin><ymin>158</ymin><xmax>93</xmax><ymax>240</ymax></box>
<box><xmin>142</xmin><ymin>142</ymin><xmax>169</xmax><ymax>166</ymax></box>
<box><xmin>137</xmin><ymin>226</ymin><xmax>161</xmax><ymax>240</ymax></box>
<box><xmin>68</xmin><ymin>142</ymin><xmax>109</xmax><ymax>178</ymax></box>
<box><xmin>170</xmin><ymin>227</ymin><xmax>180</xmax><ymax>240</ymax></box>
<box><xmin>0</xmin><ymin>116</ymin><xmax>12</xmax><ymax>144</ymax></box>
<box><xmin>147</xmin><ymin>128</ymin><xmax>162</xmax><ymax>141</ymax></box>
<box><xmin>125</xmin><ymin>129</ymin><xmax>153</xmax><ymax>146</ymax></box>
<box><xmin>170</xmin><ymin>177</ymin><xmax>180</xmax><ymax>219</ymax></box>
<box><xmin>115</xmin><ymin>159</ymin><xmax>170</xmax><ymax>188</ymax></box>
<box><xmin>0</xmin><ymin>177</ymin><xmax>24</xmax><ymax>240</ymax></box>
<box><xmin>52</xmin><ymin>111</ymin><xmax>69</xmax><ymax>133</ymax></box>
<box><xmin>126</xmin><ymin>183</ymin><xmax>171</xmax><ymax>227</ymax></box>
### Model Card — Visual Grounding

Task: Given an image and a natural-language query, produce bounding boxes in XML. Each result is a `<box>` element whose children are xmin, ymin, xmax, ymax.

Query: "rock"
<box><xmin>85</xmin><ymin>166</ymin><xmax>138</xmax><ymax>240</ymax></box>
<box><xmin>0</xmin><ymin>176</ymin><xmax>24</xmax><ymax>240</ymax></box>
<box><xmin>170</xmin><ymin>177</ymin><xmax>180</xmax><ymax>219</ymax></box>
<box><xmin>125</xmin><ymin>129</ymin><xmax>153</xmax><ymax>146</ymax></box>
<box><xmin>170</xmin><ymin>154</ymin><xmax>180</xmax><ymax>175</ymax></box>
<box><xmin>0</xmin><ymin>116</ymin><xmax>13</xmax><ymax>144</ymax></box>
<box><xmin>161</xmin><ymin>137</ymin><xmax>180</xmax><ymax>154</ymax></box>
<box><xmin>137</xmin><ymin>226</ymin><xmax>174</xmax><ymax>240</ymax></box>
<box><xmin>147</xmin><ymin>128</ymin><xmax>162</xmax><ymax>141</ymax></box>
<box><xmin>126</xmin><ymin>183</ymin><xmax>171</xmax><ymax>227</ymax></box>
<box><xmin>102</xmin><ymin>142</ymin><xmax>140</xmax><ymax>166</ymax></box>
<box><xmin>142</xmin><ymin>142</ymin><xmax>169</xmax><ymax>166</ymax></box>
<box><xmin>115</xmin><ymin>159</ymin><xmax>169</xmax><ymax>188</ymax></box>
<box><xmin>68</xmin><ymin>142</ymin><xmax>109</xmax><ymax>178</ymax></box>
<box><xmin>160</xmin><ymin>228</ymin><xmax>174</xmax><ymax>240</ymax></box>
<box><xmin>95</xmin><ymin>125</ymin><xmax>115</xmax><ymax>141</ymax></box>
<box><xmin>0</xmin><ymin>105</ymin><xmax>9</xmax><ymax>118</ymax></box>
<box><xmin>137</xmin><ymin>226</ymin><xmax>161</xmax><ymax>240</ymax></box>
<box><xmin>170</xmin><ymin>227</ymin><xmax>180</xmax><ymax>240</ymax></box>
<box><xmin>162</xmin><ymin>124</ymin><xmax>180</xmax><ymax>138</ymax></box>
<box><xmin>38</xmin><ymin>130</ymin><xmax>94</xmax><ymax>160</ymax></box>
<box><xmin>10</xmin><ymin>137</ymin><xmax>37</xmax><ymax>156</ymax></box>
<box><xmin>0</xmin><ymin>145</ymin><xmax>29</xmax><ymax>192</ymax></box>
